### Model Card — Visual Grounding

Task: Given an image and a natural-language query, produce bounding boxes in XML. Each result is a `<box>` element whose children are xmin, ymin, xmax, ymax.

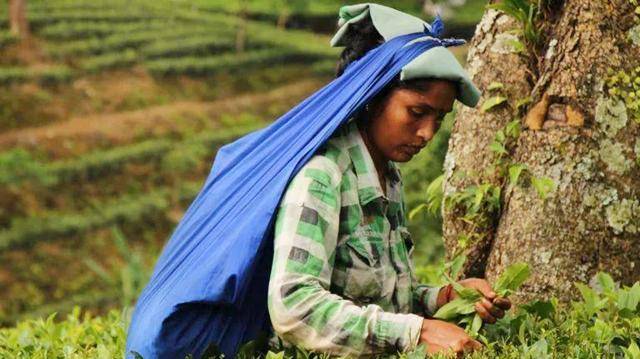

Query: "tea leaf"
<box><xmin>505</xmin><ymin>119</ymin><xmax>522</xmax><ymax>138</ymax></box>
<box><xmin>596</xmin><ymin>272</ymin><xmax>616</xmax><ymax>293</ymax></box>
<box><xmin>495</xmin><ymin>262</ymin><xmax>531</xmax><ymax>296</ymax></box>
<box><xmin>469</xmin><ymin>313</ymin><xmax>483</xmax><ymax>337</ymax></box>
<box><xmin>489</xmin><ymin>141</ymin><xmax>508</xmax><ymax>155</ymax></box>
<box><xmin>617</xmin><ymin>283</ymin><xmax>640</xmax><ymax>312</ymax></box>
<box><xmin>481</xmin><ymin>96</ymin><xmax>508</xmax><ymax>112</ymax></box>
<box><xmin>434</xmin><ymin>298</ymin><xmax>476</xmax><ymax>320</ymax></box>
<box><xmin>448</xmin><ymin>254</ymin><xmax>467</xmax><ymax>280</ymax></box>
<box><xmin>408</xmin><ymin>203</ymin><xmax>427</xmax><ymax>221</ymax></box>
<box><xmin>508</xmin><ymin>164</ymin><xmax>526</xmax><ymax>186</ymax></box>
<box><xmin>624</xmin><ymin>341</ymin><xmax>640</xmax><ymax>359</ymax></box>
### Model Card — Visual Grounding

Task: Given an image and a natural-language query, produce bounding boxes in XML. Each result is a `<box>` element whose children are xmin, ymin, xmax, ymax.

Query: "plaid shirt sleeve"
<box><xmin>412</xmin><ymin>282</ymin><xmax>442</xmax><ymax>317</ymax></box>
<box><xmin>267</xmin><ymin>155</ymin><xmax>424</xmax><ymax>357</ymax></box>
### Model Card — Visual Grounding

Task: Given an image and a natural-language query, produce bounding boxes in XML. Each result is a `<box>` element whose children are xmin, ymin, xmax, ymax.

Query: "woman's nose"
<box><xmin>416</xmin><ymin>119</ymin><xmax>437</xmax><ymax>143</ymax></box>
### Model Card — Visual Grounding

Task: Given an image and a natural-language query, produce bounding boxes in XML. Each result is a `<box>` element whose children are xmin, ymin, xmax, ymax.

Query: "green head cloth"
<box><xmin>330</xmin><ymin>3</ymin><xmax>481</xmax><ymax>108</ymax></box>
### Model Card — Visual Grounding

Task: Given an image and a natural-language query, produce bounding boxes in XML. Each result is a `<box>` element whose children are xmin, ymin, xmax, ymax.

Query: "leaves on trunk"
<box><xmin>481</xmin><ymin>96</ymin><xmax>508</xmax><ymax>113</ymax></box>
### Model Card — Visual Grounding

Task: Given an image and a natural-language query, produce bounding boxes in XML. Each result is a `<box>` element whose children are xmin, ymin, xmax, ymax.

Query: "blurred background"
<box><xmin>0</xmin><ymin>0</ymin><xmax>485</xmax><ymax>327</ymax></box>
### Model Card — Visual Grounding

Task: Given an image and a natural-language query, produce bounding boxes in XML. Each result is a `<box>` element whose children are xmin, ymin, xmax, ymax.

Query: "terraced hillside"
<box><xmin>0</xmin><ymin>0</ymin><xmax>341</xmax><ymax>325</ymax></box>
<box><xmin>0</xmin><ymin>0</ymin><xmax>340</xmax><ymax>131</ymax></box>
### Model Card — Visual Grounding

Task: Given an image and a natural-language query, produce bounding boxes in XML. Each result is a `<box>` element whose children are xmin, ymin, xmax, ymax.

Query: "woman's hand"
<box><xmin>437</xmin><ymin>278</ymin><xmax>512</xmax><ymax>324</ymax></box>
<box><xmin>419</xmin><ymin>319</ymin><xmax>482</xmax><ymax>355</ymax></box>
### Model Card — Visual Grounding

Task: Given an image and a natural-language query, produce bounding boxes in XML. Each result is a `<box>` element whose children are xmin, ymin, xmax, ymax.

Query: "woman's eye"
<box><xmin>410</xmin><ymin>108</ymin><xmax>425</xmax><ymax>117</ymax></box>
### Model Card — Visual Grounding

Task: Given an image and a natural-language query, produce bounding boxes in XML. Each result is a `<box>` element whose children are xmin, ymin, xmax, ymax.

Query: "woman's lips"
<box><xmin>403</xmin><ymin>145</ymin><xmax>421</xmax><ymax>155</ymax></box>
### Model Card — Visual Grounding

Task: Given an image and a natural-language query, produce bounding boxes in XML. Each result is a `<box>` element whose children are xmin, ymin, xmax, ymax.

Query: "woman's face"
<box><xmin>366</xmin><ymin>79</ymin><xmax>457</xmax><ymax>162</ymax></box>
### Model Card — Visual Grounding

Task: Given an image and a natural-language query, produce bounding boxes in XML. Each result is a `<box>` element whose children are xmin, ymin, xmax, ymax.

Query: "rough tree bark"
<box><xmin>8</xmin><ymin>0</ymin><xmax>29</xmax><ymax>38</ymax></box>
<box><xmin>443</xmin><ymin>0</ymin><xmax>640</xmax><ymax>302</ymax></box>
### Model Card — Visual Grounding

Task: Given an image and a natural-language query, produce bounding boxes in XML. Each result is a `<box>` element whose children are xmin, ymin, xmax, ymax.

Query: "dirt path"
<box><xmin>0</xmin><ymin>79</ymin><xmax>325</xmax><ymax>155</ymax></box>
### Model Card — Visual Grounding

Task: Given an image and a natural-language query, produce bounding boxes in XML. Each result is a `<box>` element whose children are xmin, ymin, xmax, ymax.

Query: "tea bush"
<box><xmin>2</xmin><ymin>273</ymin><xmax>639</xmax><ymax>358</ymax></box>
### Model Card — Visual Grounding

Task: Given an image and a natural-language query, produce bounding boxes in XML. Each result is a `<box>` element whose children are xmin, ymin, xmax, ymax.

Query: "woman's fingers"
<box><xmin>474</xmin><ymin>301</ymin><xmax>496</xmax><ymax>323</ymax></box>
<box><xmin>467</xmin><ymin>339</ymin><xmax>483</xmax><ymax>350</ymax></box>
<box><xmin>480</xmin><ymin>297</ymin><xmax>504</xmax><ymax>319</ymax></box>
<box><xmin>472</xmin><ymin>280</ymin><xmax>496</xmax><ymax>300</ymax></box>
<box><xmin>493</xmin><ymin>296</ymin><xmax>512</xmax><ymax>310</ymax></box>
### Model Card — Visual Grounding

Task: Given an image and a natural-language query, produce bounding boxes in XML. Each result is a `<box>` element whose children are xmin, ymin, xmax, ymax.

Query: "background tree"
<box><xmin>236</xmin><ymin>0</ymin><xmax>248</xmax><ymax>52</ymax></box>
<box><xmin>275</xmin><ymin>0</ymin><xmax>309</xmax><ymax>29</ymax></box>
<box><xmin>442</xmin><ymin>0</ymin><xmax>640</xmax><ymax>302</ymax></box>
<box><xmin>8</xmin><ymin>0</ymin><xmax>29</xmax><ymax>38</ymax></box>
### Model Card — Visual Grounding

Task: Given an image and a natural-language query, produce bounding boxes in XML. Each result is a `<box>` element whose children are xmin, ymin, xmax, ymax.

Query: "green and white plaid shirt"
<box><xmin>267</xmin><ymin>118</ymin><xmax>441</xmax><ymax>357</ymax></box>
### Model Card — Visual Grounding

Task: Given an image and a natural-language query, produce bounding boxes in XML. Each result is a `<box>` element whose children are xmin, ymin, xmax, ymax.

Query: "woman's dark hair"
<box><xmin>335</xmin><ymin>15</ymin><xmax>437</xmax><ymax>124</ymax></box>
<box><xmin>334</xmin><ymin>16</ymin><xmax>384</xmax><ymax>78</ymax></box>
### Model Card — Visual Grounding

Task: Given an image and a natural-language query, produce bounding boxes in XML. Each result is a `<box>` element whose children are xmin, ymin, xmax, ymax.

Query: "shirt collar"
<box><xmin>341</xmin><ymin>119</ymin><xmax>402</xmax><ymax>207</ymax></box>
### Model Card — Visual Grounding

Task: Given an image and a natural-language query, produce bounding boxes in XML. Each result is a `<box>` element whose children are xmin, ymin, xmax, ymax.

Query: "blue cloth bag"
<box><xmin>125</xmin><ymin>24</ymin><xmax>462</xmax><ymax>359</ymax></box>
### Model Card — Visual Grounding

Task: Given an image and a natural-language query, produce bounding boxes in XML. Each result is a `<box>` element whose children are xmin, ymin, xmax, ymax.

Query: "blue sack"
<box><xmin>125</xmin><ymin>27</ymin><xmax>463</xmax><ymax>359</ymax></box>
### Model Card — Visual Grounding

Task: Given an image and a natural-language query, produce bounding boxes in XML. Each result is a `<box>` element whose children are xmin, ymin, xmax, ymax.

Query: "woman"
<box><xmin>267</xmin><ymin>5</ymin><xmax>511</xmax><ymax>358</ymax></box>
<box><xmin>125</xmin><ymin>4</ymin><xmax>509</xmax><ymax>359</ymax></box>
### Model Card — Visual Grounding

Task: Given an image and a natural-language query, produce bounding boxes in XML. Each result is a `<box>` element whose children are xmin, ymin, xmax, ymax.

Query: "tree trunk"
<box><xmin>8</xmin><ymin>0</ymin><xmax>29</xmax><ymax>38</ymax></box>
<box><xmin>443</xmin><ymin>0</ymin><xmax>640</xmax><ymax>303</ymax></box>
<box><xmin>235</xmin><ymin>0</ymin><xmax>248</xmax><ymax>53</ymax></box>
<box><xmin>277</xmin><ymin>10</ymin><xmax>290</xmax><ymax>30</ymax></box>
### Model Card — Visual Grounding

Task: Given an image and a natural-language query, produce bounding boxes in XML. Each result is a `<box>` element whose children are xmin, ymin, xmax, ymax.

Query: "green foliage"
<box><xmin>479</xmin><ymin>274</ymin><xmax>640</xmax><ymax>358</ymax></box>
<box><xmin>433</xmin><ymin>262</ymin><xmax>531</xmax><ymax>337</ymax></box>
<box><xmin>0</xmin><ymin>124</ymin><xmax>265</xmax><ymax>250</ymax></box>
<box><xmin>494</xmin><ymin>262</ymin><xmax>531</xmax><ymax>297</ymax></box>
<box><xmin>39</xmin><ymin>20</ymin><xmax>170</xmax><ymax>40</ymax></box>
<box><xmin>401</xmin><ymin>112</ymin><xmax>456</xmax><ymax>264</ymax></box>
<box><xmin>0</xmin><ymin>123</ymin><xmax>261</xmax><ymax>188</ymax></box>
<box><xmin>486</xmin><ymin>81</ymin><xmax>505</xmax><ymax>91</ymax></box>
<box><xmin>0</xmin><ymin>66</ymin><xmax>73</xmax><ymax>85</ymax></box>
<box><xmin>0</xmin><ymin>149</ymin><xmax>56</xmax><ymax>187</ymax></box>
<box><xmin>83</xmin><ymin>227</ymin><xmax>150</xmax><ymax>308</ymax></box>
<box><xmin>81</xmin><ymin>49</ymin><xmax>139</xmax><ymax>73</ymax></box>
<box><xmin>0</xmin><ymin>185</ymin><xmax>176</xmax><ymax>251</ymax></box>
<box><xmin>531</xmin><ymin>176</ymin><xmax>556</xmax><ymax>200</ymax></box>
<box><xmin>481</xmin><ymin>95</ymin><xmax>508</xmax><ymax>113</ymax></box>
<box><xmin>445</xmin><ymin>183</ymin><xmax>502</xmax><ymax>222</ymax></box>
<box><xmin>5</xmin><ymin>271</ymin><xmax>639</xmax><ymax>358</ymax></box>
<box><xmin>140</xmin><ymin>37</ymin><xmax>237</xmax><ymax>59</ymax></box>
<box><xmin>0</xmin><ymin>31</ymin><xmax>16</xmax><ymax>49</ymax></box>
<box><xmin>486</xmin><ymin>0</ymin><xmax>542</xmax><ymax>48</ymax></box>
<box><xmin>0</xmin><ymin>0</ymin><xmax>340</xmax><ymax>88</ymax></box>
<box><xmin>47</xmin><ymin>27</ymin><xmax>217</xmax><ymax>58</ymax></box>
<box><xmin>0</xmin><ymin>307</ymin><xmax>127</xmax><ymax>358</ymax></box>
<box><xmin>408</xmin><ymin>174</ymin><xmax>444</xmax><ymax>221</ymax></box>
<box><xmin>145</xmin><ymin>49</ymin><xmax>326</xmax><ymax>77</ymax></box>
<box><xmin>508</xmin><ymin>163</ymin><xmax>526</xmax><ymax>187</ymax></box>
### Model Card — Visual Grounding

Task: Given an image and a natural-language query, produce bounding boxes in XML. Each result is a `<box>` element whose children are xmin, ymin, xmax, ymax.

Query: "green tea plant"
<box><xmin>0</xmin><ymin>123</ymin><xmax>261</xmax><ymax>188</ymax></box>
<box><xmin>145</xmin><ymin>48</ymin><xmax>327</xmax><ymax>77</ymax></box>
<box><xmin>2</xmin><ymin>271</ymin><xmax>639</xmax><ymax>358</ymax></box>
<box><xmin>83</xmin><ymin>226</ymin><xmax>150</xmax><ymax>308</ymax></box>
<box><xmin>39</xmin><ymin>20</ymin><xmax>169</xmax><ymax>40</ymax></box>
